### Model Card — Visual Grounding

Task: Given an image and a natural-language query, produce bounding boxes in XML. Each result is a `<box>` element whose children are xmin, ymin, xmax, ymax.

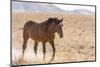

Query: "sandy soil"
<box><xmin>12</xmin><ymin>11</ymin><xmax>95</xmax><ymax>65</ymax></box>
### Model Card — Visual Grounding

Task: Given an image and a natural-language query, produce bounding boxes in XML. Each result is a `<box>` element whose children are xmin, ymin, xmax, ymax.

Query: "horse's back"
<box><xmin>23</xmin><ymin>20</ymin><xmax>55</xmax><ymax>42</ymax></box>
<box><xmin>24</xmin><ymin>20</ymin><xmax>36</xmax><ymax>28</ymax></box>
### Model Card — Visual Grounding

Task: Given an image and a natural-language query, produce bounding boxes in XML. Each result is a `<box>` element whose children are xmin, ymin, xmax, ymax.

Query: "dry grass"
<box><xmin>12</xmin><ymin>11</ymin><xmax>95</xmax><ymax>65</ymax></box>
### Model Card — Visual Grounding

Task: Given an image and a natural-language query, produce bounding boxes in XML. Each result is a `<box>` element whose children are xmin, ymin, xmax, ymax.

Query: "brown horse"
<box><xmin>22</xmin><ymin>17</ymin><xmax>63</xmax><ymax>62</ymax></box>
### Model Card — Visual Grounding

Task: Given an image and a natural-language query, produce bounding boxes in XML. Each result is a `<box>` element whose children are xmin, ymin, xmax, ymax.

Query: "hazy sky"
<box><xmin>17</xmin><ymin>0</ymin><xmax>95</xmax><ymax>12</ymax></box>
<box><xmin>53</xmin><ymin>4</ymin><xmax>95</xmax><ymax>12</ymax></box>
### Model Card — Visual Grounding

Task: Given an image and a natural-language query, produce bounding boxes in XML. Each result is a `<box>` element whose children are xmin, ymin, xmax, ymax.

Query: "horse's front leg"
<box><xmin>49</xmin><ymin>40</ymin><xmax>56</xmax><ymax>62</ymax></box>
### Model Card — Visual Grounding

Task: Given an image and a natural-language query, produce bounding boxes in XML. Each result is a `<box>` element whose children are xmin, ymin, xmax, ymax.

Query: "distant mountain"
<box><xmin>12</xmin><ymin>1</ymin><xmax>65</xmax><ymax>13</ymax></box>
<box><xmin>71</xmin><ymin>9</ymin><xmax>95</xmax><ymax>15</ymax></box>
<box><xmin>12</xmin><ymin>1</ymin><xmax>95</xmax><ymax>15</ymax></box>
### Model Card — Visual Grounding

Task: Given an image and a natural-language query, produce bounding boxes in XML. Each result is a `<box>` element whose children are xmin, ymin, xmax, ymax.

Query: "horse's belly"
<box><xmin>30</xmin><ymin>35</ymin><xmax>54</xmax><ymax>42</ymax></box>
<box><xmin>29</xmin><ymin>29</ymin><xmax>55</xmax><ymax>42</ymax></box>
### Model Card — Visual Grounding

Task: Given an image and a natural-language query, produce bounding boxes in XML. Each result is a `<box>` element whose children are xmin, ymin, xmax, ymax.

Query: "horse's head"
<box><xmin>47</xmin><ymin>17</ymin><xmax>63</xmax><ymax>38</ymax></box>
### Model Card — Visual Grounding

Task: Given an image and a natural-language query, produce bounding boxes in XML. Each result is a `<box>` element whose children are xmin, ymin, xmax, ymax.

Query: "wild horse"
<box><xmin>22</xmin><ymin>17</ymin><xmax>63</xmax><ymax>62</ymax></box>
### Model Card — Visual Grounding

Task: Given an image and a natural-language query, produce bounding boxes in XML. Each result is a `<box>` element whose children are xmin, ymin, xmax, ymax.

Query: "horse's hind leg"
<box><xmin>34</xmin><ymin>42</ymin><xmax>38</xmax><ymax>55</ymax></box>
<box><xmin>42</xmin><ymin>42</ymin><xmax>46</xmax><ymax>60</ymax></box>
<box><xmin>22</xmin><ymin>30</ymin><xmax>29</xmax><ymax>59</ymax></box>
<box><xmin>49</xmin><ymin>40</ymin><xmax>56</xmax><ymax>62</ymax></box>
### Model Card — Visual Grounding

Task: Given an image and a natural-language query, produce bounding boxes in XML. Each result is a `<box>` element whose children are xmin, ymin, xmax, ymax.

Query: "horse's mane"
<box><xmin>42</xmin><ymin>18</ymin><xmax>55</xmax><ymax>25</ymax></box>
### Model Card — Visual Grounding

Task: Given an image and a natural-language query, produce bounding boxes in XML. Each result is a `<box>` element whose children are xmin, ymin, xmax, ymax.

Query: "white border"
<box><xmin>0</xmin><ymin>0</ymin><xmax>99</xmax><ymax>67</ymax></box>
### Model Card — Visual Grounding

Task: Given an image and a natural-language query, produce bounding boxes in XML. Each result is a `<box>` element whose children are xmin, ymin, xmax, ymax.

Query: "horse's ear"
<box><xmin>56</xmin><ymin>18</ymin><xmax>63</xmax><ymax>24</ymax></box>
<box><xmin>60</xmin><ymin>18</ymin><xmax>63</xmax><ymax>22</ymax></box>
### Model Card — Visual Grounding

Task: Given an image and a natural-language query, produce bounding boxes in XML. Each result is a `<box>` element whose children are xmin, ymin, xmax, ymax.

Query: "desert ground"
<box><xmin>12</xmin><ymin>11</ymin><xmax>95</xmax><ymax>65</ymax></box>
